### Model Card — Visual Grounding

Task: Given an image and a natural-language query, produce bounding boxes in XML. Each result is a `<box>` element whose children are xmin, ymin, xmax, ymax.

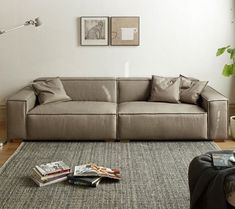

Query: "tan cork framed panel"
<box><xmin>111</xmin><ymin>16</ymin><xmax>140</xmax><ymax>46</ymax></box>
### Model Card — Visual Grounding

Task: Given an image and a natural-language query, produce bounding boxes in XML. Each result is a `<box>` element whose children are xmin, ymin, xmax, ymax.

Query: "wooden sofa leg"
<box><xmin>7</xmin><ymin>138</ymin><xmax>22</xmax><ymax>143</ymax></box>
<box><xmin>121</xmin><ymin>139</ymin><xmax>130</xmax><ymax>143</ymax></box>
<box><xmin>105</xmin><ymin>139</ymin><xmax>116</xmax><ymax>142</ymax></box>
<box><xmin>213</xmin><ymin>139</ymin><xmax>225</xmax><ymax>142</ymax></box>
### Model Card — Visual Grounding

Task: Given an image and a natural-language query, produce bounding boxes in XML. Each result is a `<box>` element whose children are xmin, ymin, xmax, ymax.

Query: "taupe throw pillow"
<box><xmin>149</xmin><ymin>76</ymin><xmax>181</xmax><ymax>103</ymax></box>
<box><xmin>180</xmin><ymin>74</ymin><xmax>199</xmax><ymax>89</ymax></box>
<box><xmin>180</xmin><ymin>75</ymin><xmax>208</xmax><ymax>104</ymax></box>
<box><xmin>32</xmin><ymin>78</ymin><xmax>71</xmax><ymax>105</ymax></box>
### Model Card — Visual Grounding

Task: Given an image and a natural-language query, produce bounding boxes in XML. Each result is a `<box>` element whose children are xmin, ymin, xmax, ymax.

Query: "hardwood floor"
<box><xmin>216</xmin><ymin>139</ymin><xmax>235</xmax><ymax>150</ymax></box>
<box><xmin>0</xmin><ymin>122</ymin><xmax>21</xmax><ymax>166</ymax></box>
<box><xmin>0</xmin><ymin>121</ymin><xmax>235</xmax><ymax>166</ymax></box>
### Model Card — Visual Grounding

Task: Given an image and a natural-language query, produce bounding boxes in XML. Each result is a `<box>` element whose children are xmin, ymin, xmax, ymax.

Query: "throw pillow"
<box><xmin>179</xmin><ymin>75</ymin><xmax>208</xmax><ymax>104</ymax></box>
<box><xmin>149</xmin><ymin>75</ymin><xmax>181</xmax><ymax>103</ymax></box>
<box><xmin>32</xmin><ymin>78</ymin><xmax>71</xmax><ymax>105</ymax></box>
<box><xmin>180</xmin><ymin>74</ymin><xmax>199</xmax><ymax>89</ymax></box>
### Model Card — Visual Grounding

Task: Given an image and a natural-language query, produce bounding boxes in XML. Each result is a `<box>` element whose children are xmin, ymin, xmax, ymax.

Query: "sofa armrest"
<box><xmin>201</xmin><ymin>86</ymin><xmax>228</xmax><ymax>140</ymax></box>
<box><xmin>7</xmin><ymin>86</ymin><xmax>36</xmax><ymax>140</ymax></box>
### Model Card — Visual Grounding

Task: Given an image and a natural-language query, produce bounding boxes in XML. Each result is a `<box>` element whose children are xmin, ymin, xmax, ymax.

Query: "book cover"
<box><xmin>31</xmin><ymin>176</ymin><xmax>67</xmax><ymax>187</ymax></box>
<box><xmin>74</xmin><ymin>163</ymin><xmax>121</xmax><ymax>180</ymax></box>
<box><xmin>68</xmin><ymin>177</ymin><xmax>102</xmax><ymax>187</ymax></box>
<box><xmin>212</xmin><ymin>153</ymin><xmax>234</xmax><ymax>167</ymax></box>
<box><xmin>68</xmin><ymin>175</ymin><xmax>102</xmax><ymax>185</ymax></box>
<box><xmin>32</xmin><ymin>168</ymin><xmax>71</xmax><ymax>181</ymax></box>
<box><xmin>32</xmin><ymin>169</ymin><xmax>70</xmax><ymax>183</ymax></box>
<box><xmin>35</xmin><ymin>161</ymin><xmax>70</xmax><ymax>176</ymax></box>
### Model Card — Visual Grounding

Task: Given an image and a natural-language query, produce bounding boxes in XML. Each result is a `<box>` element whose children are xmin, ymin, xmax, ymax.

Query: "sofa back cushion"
<box><xmin>118</xmin><ymin>78</ymin><xmax>151</xmax><ymax>103</ymax></box>
<box><xmin>34</xmin><ymin>77</ymin><xmax>117</xmax><ymax>102</ymax></box>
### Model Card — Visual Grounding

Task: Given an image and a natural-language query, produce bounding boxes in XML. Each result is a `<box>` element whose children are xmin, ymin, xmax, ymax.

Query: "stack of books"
<box><xmin>67</xmin><ymin>163</ymin><xmax>121</xmax><ymax>187</ymax></box>
<box><xmin>31</xmin><ymin>161</ymin><xmax>71</xmax><ymax>187</ymax></box>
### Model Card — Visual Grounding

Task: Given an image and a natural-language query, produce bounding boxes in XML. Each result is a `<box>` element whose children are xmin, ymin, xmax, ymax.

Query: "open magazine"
<box><xmin>74</xmin><ymin>163</ymin><xmax>121</xmax><ymax>180</ymax></box>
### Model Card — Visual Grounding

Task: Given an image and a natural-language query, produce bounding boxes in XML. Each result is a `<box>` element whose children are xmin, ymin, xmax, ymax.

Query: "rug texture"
<box><xmin>0</xmin><ymin>141</ymin><xmax>219</xmax><ymax>209</ymax></box>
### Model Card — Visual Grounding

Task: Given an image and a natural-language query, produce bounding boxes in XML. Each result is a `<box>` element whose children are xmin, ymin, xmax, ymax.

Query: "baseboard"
<box><xmin>0</xmin><ymin>105</ymin><xmax>6</xmax><ymax>123</ymax></box>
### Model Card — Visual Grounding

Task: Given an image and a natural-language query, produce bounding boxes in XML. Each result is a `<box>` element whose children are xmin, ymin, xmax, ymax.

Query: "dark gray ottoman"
<box><xmin>188</xmin><ymin>151</ymin><xmax>235</xmax><ymax>209</ymax></box>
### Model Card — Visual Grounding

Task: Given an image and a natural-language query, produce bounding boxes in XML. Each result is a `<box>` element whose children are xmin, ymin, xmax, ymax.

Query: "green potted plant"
<box><xmin>216</xmin><ymin>45</ymin><xmax>235</xmax><ymax>76</ymax></box>
<box><xmin>217</xmin><ymin>45</ymin><xmax>235</xmax><ymax>138</ymax></box>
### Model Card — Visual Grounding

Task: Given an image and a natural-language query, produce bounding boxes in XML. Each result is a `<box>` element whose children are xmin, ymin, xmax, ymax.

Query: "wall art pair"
<box><xmin>80</xmin><ymin>16</ymin><xmax>140</xmax><ymax>46</ymax></box>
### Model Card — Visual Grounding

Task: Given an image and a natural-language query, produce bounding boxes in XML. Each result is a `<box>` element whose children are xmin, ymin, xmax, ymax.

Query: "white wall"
<box><xmin>0</xmin><ymin>0</ymin><xmax>235</xmax><ymax>105</ymax></box>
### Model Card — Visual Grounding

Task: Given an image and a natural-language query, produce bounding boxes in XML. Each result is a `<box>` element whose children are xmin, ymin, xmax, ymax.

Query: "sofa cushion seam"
<box><xmin>118</xmin><ymin>113</ymin><xmax>207</xmax><ymax>115</ymax></box>
<box><xmin>27</xmin><ymin>113</ymin><xmax>116</xmax><ymax>116</ymax></box>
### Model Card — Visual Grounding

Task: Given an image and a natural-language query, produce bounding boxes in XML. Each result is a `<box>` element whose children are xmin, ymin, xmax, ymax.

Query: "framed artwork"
<box><xmin>111</xmin><ymin>16</ymin><xmax>140</xmax><ymax>46</ymax></box>
<box><xmin>80</xmin><ymin>16</ymin><xmax>109</xmax><ymax>46</ymax></box>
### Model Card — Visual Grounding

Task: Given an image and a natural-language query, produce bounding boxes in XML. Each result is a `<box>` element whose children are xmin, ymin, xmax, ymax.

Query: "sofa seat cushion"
<box><xmin>27</xmin><ymin>101</ymin><xmax>116</xmax><ymax>140</ymax></box>
<box><xmin>28</xmin><ymin>101</ymin><xmax>116</xmax><ymax>115</ymax></box>
<box><xmin>118</xmin><ymin>101</ymin><xmax>206</xmax><ymax>115</ymax></box>
<box><xmin>118</xmin><ymin>102</ymin><xmax>207</xmax><ymax>140</ymax></box>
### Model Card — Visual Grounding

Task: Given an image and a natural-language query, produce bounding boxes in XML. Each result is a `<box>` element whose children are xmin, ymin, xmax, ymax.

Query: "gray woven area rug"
<box><xmin>0</xmin><ymin>141</ymin><xmax>219</xmax><ymax>209</ymax></box>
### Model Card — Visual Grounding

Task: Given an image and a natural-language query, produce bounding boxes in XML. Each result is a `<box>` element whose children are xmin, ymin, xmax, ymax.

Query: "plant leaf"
<box><xmin>222</xmin><ymin>64</ymin><xmax>234</xmax><ymax>76</ymax></box>
<box><xmin>230</xmin><ymin>49</ymin><xmax>235</xmax><ymax>59</ymax></box>
<box><xmin>216</xmin><ymin>45</ymin><xmax>231</xmax><ymax>56</ymax></box>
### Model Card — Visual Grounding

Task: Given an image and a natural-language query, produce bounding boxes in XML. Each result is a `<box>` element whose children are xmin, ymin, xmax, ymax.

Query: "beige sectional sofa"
<box><xmin>7</xmin><ymin>77</ymin><xmax>228</xmax><ymax>141</ymax></box>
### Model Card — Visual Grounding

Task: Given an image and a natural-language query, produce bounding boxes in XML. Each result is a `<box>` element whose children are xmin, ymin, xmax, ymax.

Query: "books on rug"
<box><xmin>73</xmin><ymin>163</ymin><xmax>121</xmax><ymax>179</ymax></box>
<box><xmin>67</xmin><ymin>175</ymin><xmax>102</xmax><ymax>187</ymax></box>
<box><xmin>31</xmin><ymin>161</ymin><xmax>71</xmax><ymax>187</ymax></box>
<box><xmin>31</xmin><ymin>162</ymin><xmax>121</xmax><ymax>187</ymax></box>
<box><xmin>35</xmin><ymin>161</ymin><xmax>70</xmax><ymax>176</ymax></box>
<box><xmin>67</xmin><ymin>163</ymin><xmax>121</xmax><ymax>187</ymax></box>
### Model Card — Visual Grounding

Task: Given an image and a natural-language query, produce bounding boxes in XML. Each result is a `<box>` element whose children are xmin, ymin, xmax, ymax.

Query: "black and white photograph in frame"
<box><xmin>80</xmin><ymin>16</ymin><xmax>109</xmax><ymax>46</ymax></box>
